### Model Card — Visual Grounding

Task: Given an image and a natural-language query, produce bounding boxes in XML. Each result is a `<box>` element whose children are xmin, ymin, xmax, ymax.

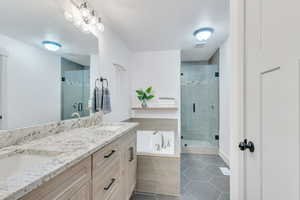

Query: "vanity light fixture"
<box><xmin>80</xmin><ymin>2</ymin><xmax>90</xmax><ymax>18</ymax></box>
<box><xmin>42</xmin><ymin>41</ymin><xmax>62</xmax><ymax>52</ymax></box>
<box><xmin>96</xmin><ymin>17</ymin><xmax>105</xmax><ymax>32</ymax></box>
<box><xmin>193</xmin><ymin>28</ymin><xmax>214</xmax><ymax>42</ymax></box>
<box><xmin>64</xmin><ymin>0</ymin><xmax>105</xmax><ymax>34</ymax></box>
<box><xmin>90</xmin><ymin>10</ymin><xmax>98</xmax><ymax>25</ymax></box>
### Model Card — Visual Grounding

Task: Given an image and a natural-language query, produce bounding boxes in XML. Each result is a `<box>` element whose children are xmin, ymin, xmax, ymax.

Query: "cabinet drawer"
<box><xmin>93</xmin><ymin>141</ymin><xmax>120</xmax><ymax>173</ymax></box>
<box><xmin>93</xmin><ymin>159</ymin><xmax>121</xmax><ymax>200</ymax></box>
<box><xmin>107</xmin><ymin>188</ymin><xmax>121</xmax><ymax>200</ymax></box>
<box><xmin>21</xmin><ymin>157</ymin><xmax>92</xmax><ymax>200</ymax></box>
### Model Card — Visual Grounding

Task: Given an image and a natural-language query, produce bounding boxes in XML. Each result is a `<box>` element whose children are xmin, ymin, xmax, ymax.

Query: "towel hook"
<box><xmin>100</xmin><ymin>77</ymin><xmax>109</xmax><ymax>88</ymax></box>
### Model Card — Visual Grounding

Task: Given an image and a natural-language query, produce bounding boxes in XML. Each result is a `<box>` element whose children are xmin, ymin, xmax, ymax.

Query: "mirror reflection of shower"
<box><xmin>61</xmin><ymin>56</ymin><xmax>90</xmax><ymax>120</ymax></box>
<box><xmin>181</xmin><ymin>61</ymin><xmax>219</xmax><ymax>153</ymax></box>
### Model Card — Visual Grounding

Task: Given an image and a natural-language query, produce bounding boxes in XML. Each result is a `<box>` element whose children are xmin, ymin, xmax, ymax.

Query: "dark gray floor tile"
<box><xmin>181</xmin><ymin>173</ymin><xmax>190</xmax><ymax>191</ymax></box>
<box><xmin>180</xmin><ymin>192</ymin><xmax>198</xmax><ymax>200</ymax></box>
<box><xmin>183</xmin><ymin>167</ymin><xmax>213</xmax><ymax>181</ymax></box>
<box><xmin>186</xmin><ymin>181</ymin><xmax>221</xmax><ymax>200</ymax></box>
<box><xmin>204</xmin><ymin>165</ymin><xmax>226</xmax><ymax>177</ymax></box>
<box><xmin>156</xmin><ymin>194</ymin><xmax>180</xmax><ymax>200</ymax></box>
<box><xmin>198</xmin><ymin>156</ymin><xmax>226</xmax><ymax>166</ymax></box>
<box><xmin>181</xmin><ymin>158</ymin><xmax>206</xmax><ymax>172</ymax></box>
<box><xmin>132</xmin><ymin>193</ymin><xmax>157</xmax><ymax>200</ymax></box>
<box><xmin>181</xmin><ymin>153</ymin><xmax>203</xmax><ymax>161</ymax></box>
<box><xmin>210</xmin><ymin>176</ymin><xmax>230</xmax><ymax>193</ymax></box>
<box><xmin>218</xmin><ymin>193</ymin><xmax>230</xmax><ymax>200</ymax></box>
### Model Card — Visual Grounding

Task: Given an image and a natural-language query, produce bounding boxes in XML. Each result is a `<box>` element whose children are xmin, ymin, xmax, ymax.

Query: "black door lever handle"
<box><xmin>239</xmin><ymin>139</ymin><xmax>255</xmax><ymax>153</ymax></box>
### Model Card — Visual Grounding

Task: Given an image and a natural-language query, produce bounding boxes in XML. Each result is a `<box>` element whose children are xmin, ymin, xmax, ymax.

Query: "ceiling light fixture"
<box><xmin>42</xmin><ymin>41</ymin><xmax>62</xmax><ymax>51</ymax></box>
<box><xmin>64</xmin><ymin>0</ymin><xmax>105</xmax><ymax>34</ymax></box>
<box><xmin>193</xmin><ymin>28</ymin><xmax>214</xmax><ymax>42</ymax></box>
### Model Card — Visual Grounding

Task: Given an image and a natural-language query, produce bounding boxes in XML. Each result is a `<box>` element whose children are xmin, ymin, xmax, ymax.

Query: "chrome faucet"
<box><xmin>71</xmin><ymin>112</ymin><xmax>81</xmax><ymax>119</ymax></box>
<box><xmin>71</xmin><ymin>112</ymin><xmax>81</xmax><ymax>128</ymax></box>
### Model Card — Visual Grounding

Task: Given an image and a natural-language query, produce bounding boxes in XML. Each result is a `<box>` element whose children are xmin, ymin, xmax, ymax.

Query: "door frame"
<box><xmin>0</xmin><ymin>54</ymin><xmax>8</xmax><ymax>130</ymax></box>
<box><xmin>229</xmin><ymin>0</ymin><xmax>246</xmax><ymax>199</ymax></box>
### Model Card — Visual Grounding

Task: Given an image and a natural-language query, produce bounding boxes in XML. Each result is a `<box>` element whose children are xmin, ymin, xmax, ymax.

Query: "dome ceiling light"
<box><xmin>42</xmin><ymin>41</ymin><xmax>62</xmax><ymax>52</ymax></box>
<box><xmin>193</xmin><ymin>28</ymin><xmax>214</xmax><ymax>43</ymax></box>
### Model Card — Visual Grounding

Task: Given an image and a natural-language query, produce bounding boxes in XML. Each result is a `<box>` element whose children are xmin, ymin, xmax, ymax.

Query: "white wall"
<box><xmin>219</xmin><ymin>38</ymin><xmax>231</xmax><ymax>163</ymax></box>
<box><xmin>0</xmin><ymin>34</ymin><xmax>61</xmax><ymax>129</ymax></box>
<box><xmin>96</xmin><ymin>28</ymin><xmax>133</xmax><ymax>122</ymax></box>
<box><xmin>130</xmin><ymin>50</ymin><xmax>181</xmax><ymax>119</ymax></box>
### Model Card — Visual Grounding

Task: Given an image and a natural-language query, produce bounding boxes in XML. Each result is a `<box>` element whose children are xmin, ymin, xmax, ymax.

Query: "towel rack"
<box><xmin>95</xmin><ymin>77</ymin><xmax>108</xmax><ymax>88</ymax></box>
<box><xmin>100</xmin><ymin>77</ymin><xmax>108</xmax><ymax>88</ymax></box>
<box><xmin>95</xmin><ymin>78</ymin><xmax>101</xmax><ymax>88</ymax></box>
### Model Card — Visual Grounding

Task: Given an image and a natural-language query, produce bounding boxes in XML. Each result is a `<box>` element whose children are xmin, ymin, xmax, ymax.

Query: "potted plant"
<box><xmin>136</xmin><ymin>87</ymin><xmax>155</xmax><ymax>108</ymax></box>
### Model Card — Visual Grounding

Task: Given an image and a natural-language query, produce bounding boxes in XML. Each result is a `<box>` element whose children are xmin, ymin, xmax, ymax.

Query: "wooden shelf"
<box><xmin>131</xmin><ymin>107</ymin><xmax>178</xmax><ymax>111</ymax></box>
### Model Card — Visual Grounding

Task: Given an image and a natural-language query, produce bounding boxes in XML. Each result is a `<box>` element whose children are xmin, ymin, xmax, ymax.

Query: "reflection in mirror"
<box><xmin>0</xmin><ymin>0</ymin><xmax>99</xmax><ymax>130</ymax></box>
<box><xmin>61</xmin><ymin>57</ymin><xmax>90</xmax><ymax>120</ymax></box>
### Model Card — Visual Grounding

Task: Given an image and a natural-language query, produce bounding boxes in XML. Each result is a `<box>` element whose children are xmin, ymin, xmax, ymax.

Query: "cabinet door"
<box><xmin>120</xmin><ymin>132</ymin><xmax>137</xmax><ymax>200</ymax></box>
<box><xmin>66</xmin><ymin>182</ymin><xmax>91</xmax><ymax>200</ymax></box>
<box><xmin>127</xmin><ymin>138</ymin><xmax>137</xmax><ymax>196</ymax></box>
<box><xmin>21</xmin><ymin>157</ymin><xmax>91</xmax><ymax>200</ymax></box>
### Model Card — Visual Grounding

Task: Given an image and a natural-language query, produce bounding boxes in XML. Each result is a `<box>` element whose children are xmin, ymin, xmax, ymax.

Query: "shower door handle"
<box><xmin>193</xmin><ymin>103</ymin><xmax>196</xmax><ymax>113</ymax></box>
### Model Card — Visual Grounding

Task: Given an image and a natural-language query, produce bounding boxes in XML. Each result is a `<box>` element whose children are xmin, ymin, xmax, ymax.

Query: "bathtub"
<box><xmin>137</xmin><ymin>130</ymin><xmax>175</xmax><ymax>156</ymax></box>
<box><xmin>136</xmin><ymin>130</ymin><xmax>180</xmax><ymax>196</ymax></box>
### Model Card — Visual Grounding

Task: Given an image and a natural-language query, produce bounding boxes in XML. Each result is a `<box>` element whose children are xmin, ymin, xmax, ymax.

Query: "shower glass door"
<box><xmin>181</xmin><ymin>63</ymin><xmax>219</xmax><ymax>148</ymax></box>
<box><xmin>61</xmin><ymin>58</ymin><xmax>90</xmax><ymax>120</ymax></box>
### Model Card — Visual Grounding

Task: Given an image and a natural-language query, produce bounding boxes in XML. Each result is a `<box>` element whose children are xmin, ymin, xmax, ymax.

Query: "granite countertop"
<box><xmin>0</xmin><ymin>122</ymin><xmax>138</xmax><ymax>200</ymax></box>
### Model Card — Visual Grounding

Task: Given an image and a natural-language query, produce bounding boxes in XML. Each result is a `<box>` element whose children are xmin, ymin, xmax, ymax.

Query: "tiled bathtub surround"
<box><xmin>0</xmin><ymin>113</ymin><xmax>103</xmax><ymax>149</ymax></box>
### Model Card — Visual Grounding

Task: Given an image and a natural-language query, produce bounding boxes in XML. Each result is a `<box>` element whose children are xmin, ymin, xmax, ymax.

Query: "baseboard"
<box><xmin>219</xmin><ymin>150</ymin><xmax>230</xmax><ymax>166</ymax></box>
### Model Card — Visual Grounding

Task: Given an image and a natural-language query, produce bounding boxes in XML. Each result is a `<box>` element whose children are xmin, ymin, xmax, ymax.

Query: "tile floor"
<box><xmin>131</xmin><ymin>154</ymin><xmax>230</xmax><ymax>200</ymax></box>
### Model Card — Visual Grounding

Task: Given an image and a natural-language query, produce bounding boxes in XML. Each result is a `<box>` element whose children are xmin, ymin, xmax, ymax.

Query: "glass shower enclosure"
<box><xmin>61</xmin><ymin>58</ymin><xmax>90</xmax><ymax>120</ymax></box>
<box><xmin>181</xmin><ymin>62</ymin><xmax>219</xmax><ymax>149</ymax></box>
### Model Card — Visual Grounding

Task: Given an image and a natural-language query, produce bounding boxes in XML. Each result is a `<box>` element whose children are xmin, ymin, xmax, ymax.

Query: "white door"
<box><xmin>243</xmin><ymin>0</ymin><xmax>300</xmax><ymax>199</ymax></box>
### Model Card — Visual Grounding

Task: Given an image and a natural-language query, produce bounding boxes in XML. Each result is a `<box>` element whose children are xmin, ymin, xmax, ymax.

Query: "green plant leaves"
<box><xmin>146</xmin><ymin>95</ymin><xmax>154</xmax><ymax>100</ymax></box>
<box><xmin>136</xmin><ymin>87</ymin><xmax>155</xmax><ymax>102</ymax></box>
<box><xmin>138</xmin><ymin>95</ymin><xmax>143</xmax><ymax>101</ymax></box>
<box><xmin>146</xmin><ymin>87</ymin><xmax>152</xmax><ymax>94</ymax></box>
<box><xmin>136</xmin><ymin>90</ymin><xmax>144</xmax><ymax>96</ymax></box>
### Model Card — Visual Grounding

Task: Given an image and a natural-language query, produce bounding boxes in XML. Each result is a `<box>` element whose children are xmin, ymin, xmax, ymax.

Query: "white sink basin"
<box><xmin>0</xmin><ymin>150</ymin><xmax>60</xmax><ymax>180</ymax></box>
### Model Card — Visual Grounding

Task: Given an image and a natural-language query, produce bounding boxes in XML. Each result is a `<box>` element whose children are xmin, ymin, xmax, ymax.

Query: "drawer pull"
<box><xmin>129</xmin><ymin>147</ymin><xmax>134</xmax><ymax>162</ymax></box>
<box><xmin>104</xmin><ymin>150</ymin><xmax>116</xmax><ymax>158</ymax></box>
<box><xmin>104</xmin><ymin>178</ymin><xmax>116</xmax><ymax>191</ymax></box>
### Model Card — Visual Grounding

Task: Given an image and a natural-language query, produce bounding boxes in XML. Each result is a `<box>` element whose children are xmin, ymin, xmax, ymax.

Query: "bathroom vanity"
<box><xmin>0</xmin><ymin>120</ymin><xmax>138</xmax><ymax>200</ymax></box>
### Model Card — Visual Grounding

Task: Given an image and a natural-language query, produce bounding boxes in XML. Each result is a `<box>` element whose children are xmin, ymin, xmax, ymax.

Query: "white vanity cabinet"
<box><xmin>21</xmin><ymin>130</ymin><xmax>137</xmax><ymax>200</ymax></box>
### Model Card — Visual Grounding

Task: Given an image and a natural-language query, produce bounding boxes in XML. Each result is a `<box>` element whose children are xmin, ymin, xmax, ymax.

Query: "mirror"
<box><xmin>0</xmin><ymin>0</ymin><xmax>99</xmax><ymax>130</ymax></box>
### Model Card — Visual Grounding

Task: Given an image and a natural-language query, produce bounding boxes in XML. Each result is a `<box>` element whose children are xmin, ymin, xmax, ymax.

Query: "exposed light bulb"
<box><xmin>97</xmin><ymin>18</ymin><xmax>105</xmax><ymax>32</ymax></box>
<box><xmin>64</xmin><ymin>11</ymin><xmax>73</xmax><ymax>22</ymax></box>
<box><xmin>81</xmin><ymin>24</ymin><xmax>90</xmax><ymax>34</ymax></box>
<box><xmin>80</xmin><ymin>2</ymin><xmax>90</xmax><ymax>18</ymax></box>
<box><xmin>74</xmin><ymin>19</ymin><xmax>82</xmax><ymax>28</ymax></box>
<box><xmin>90</xmin><ymin>10</ymin><xmax>97</xmax><ymax>25</ymax></box>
